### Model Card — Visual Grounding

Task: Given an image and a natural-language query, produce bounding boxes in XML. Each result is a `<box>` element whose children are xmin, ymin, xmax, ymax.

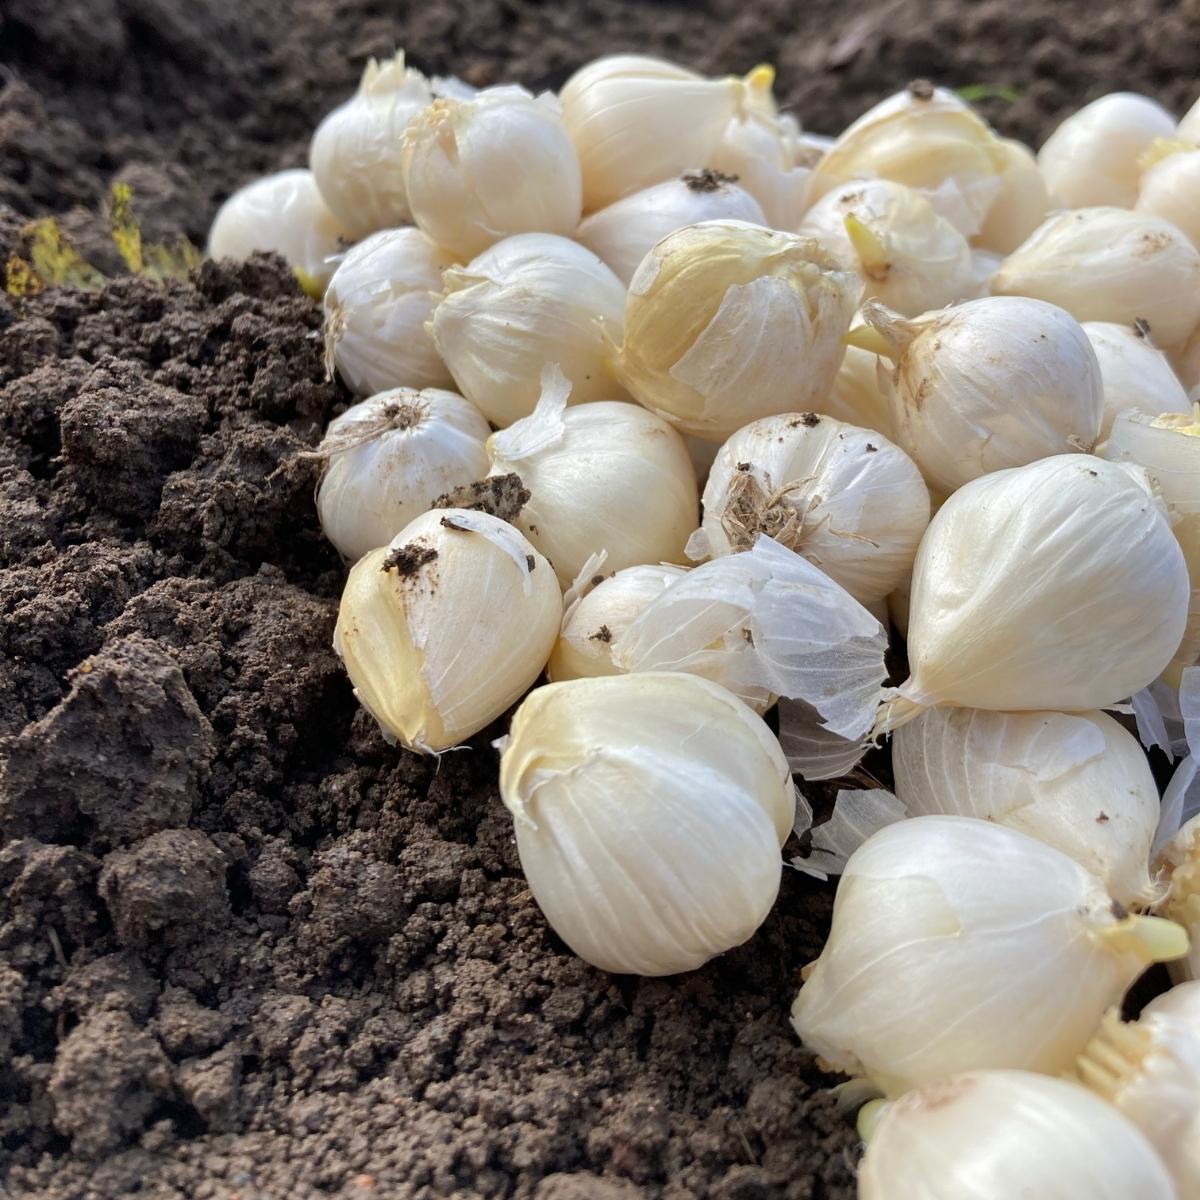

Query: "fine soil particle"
<box><xmin>434</xmin><ymin>473</ymin><xmax>532</xmax><ymax>524</ymax></box>
<box><xmin>0</xmin><ymin>0</ymin><xmax>1192</xmax><ymax>1196</ymax></box>
<box><xmin>382</xmin><ymin>541</ymin><xmax>439</xmax><ymax>577</ymax></box>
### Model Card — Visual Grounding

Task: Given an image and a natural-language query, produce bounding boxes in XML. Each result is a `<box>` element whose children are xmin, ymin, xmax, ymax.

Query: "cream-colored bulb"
<box><xmin>401</xmin><ymin>85</ymin><xmax>582</xmax><ymax>258</ymax></box>
<box><xmin>798</xmin><ymin>179</ymin><xmax>974</xmax><ymax>317</ymax></box>
<box><xmin>1136</xmin><ymin>141</ymin><xmax>1200</xmax><ymax>249</ymax></box>
<box><xmin>1159</xmin><ymin>814</ymin><xmax>1200</xmax><ymax>982</ymax></box>
<box><xmin>893</xmin><ymin>707</ymin><xmax>1160</xmax><ymax>907</ymax></box>
<box><xmin>791</xmin><ymin>815</ymin><xmax>1189</xmax><ymax>1096</ymax></box>
<box><xmin>314</xmin><ymin>389</ymin><xmax>491</xmax><ymax>563</ymax></box>
<box><xmin>1173</xmin><ymin>327</ymin><xmax>1200</xmax><ymax>396</ymax></box>
<box><xmin>309</xmin><ymin>53</ymin><xmax>434</xmax><ymax>239</ymax></box>
<box><xmin>1085</xmin><ymin>321</ymin><xmax>1191</xmax><ymax>437</ymax></box>
<box><xmin>688</xmin><ymin>413</ymin><xmax>928</xmax><ymax>604</ymax></box>
<box><xmin>974</xmin><ymin>137</ymin><xmax>1050</xmax><ymax>255</ymax></box>
<box><xmin>879</xmin><ymin>455</ymin><xmax>1189</xmax><ymax>730</ymax></box>
<box><xmin>333</xmin><ymin>508</ymin><xmax>562</xmax><ymax>752</ymax></box>
<box><xmin>429</xmin><ymin>233</ymin><xmax>627</xmax><ymax>427</ymax></box>
<box><xmin>859</xmin><ymin>1070</ymin><xmax>1177</xmax><ymax>1200</ymax></box>
<box><xmin>487</xmin><ymin>367</ymin><xmax>698</xmax><ymax>586</ymax></box>
<box><xmin>616</xmin><ymin>220</ymin><xmax>858</xmax><ymax>442</ymax></box>
<box><xmin>323</xmin><ymin>227</ymin><xmax>457</xmax><ymax>396</ymax></box>
<box><xmin>992</xmin><ymin>207</ymin><xmax>1200</xmax><ymax>348</ymax></box>
<box><xmin>576</xmin><ymin>171</ymin><xmax>767</xmax><ymax>286</ymax></box>
<box><xmin>1181</xmin><ymin>95</ymin><xmax>1200</xmax><ymax>143</ymax></box>
<box><xmin>207</xmin><ymin>169</ymin><xmax>348</xmax><ymax>297</ymax></box>
<box><xmin>862</xmin><ymin>296</ymin><xmax>1103</xmax><ymax>495</ymax></box>
<box><xmin>1038</xmin><ymin>92</ymin><xmax>1177</xmax><ymax>209</ymax></box>
<box><xmin>499</xmin><ymin>672</ymin><xmax>794</xmax><ymax>976</ymax></box>
<box><xmin>820</xmin><ymin>318</ymin><xmax>894</xmax><ymax>439</ymax></box>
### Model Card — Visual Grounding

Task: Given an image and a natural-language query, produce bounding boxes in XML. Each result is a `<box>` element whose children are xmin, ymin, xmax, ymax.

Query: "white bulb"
<box><xmin>892</xmin><ymin>707</ymin><xmax>1160</xmax><ymax>907</ymax></box>
<box><xmin>860</xmin><ymin>1070</ymin><xmax>1177</xmax><ymax>1200</ymax></box>
<box><xmin>314</xmin><ymin>388</ymin><xmax>491</xmax><ymax>562</ymax></box>
<box><xmin>309</xmin><ymin>53</ymin><xmax>434</xmax><ymax>239</ymax></box>
<box><xmin>1136</xmin><ymin>144</ymin><xmax>1200</xmax><ymax>249</ymax></box>
<box><xmin>689</xmin><ymin>413</ymin><xmax>929</xmax><ymax>604</ymax></box>
<box><xmin>499</xmin><ymin>672</ymin><xmax>794</xmax><ymax>976</ymax></box>
<box><xmin>1038</xmin><ymin>92</ymin><xmax>1177</xmax><ymax>209</ymax></box>
<box><xmin>992</xmin><ymin>207</ymin><xmax>1200</xmax><ymax>349</ymax></box>
<box><xmin>576</xmin><ymin>171</ymin><xmax>766</xmax><ymax>287</ymax></box>
<box><xmin>820</xmin><ymin>325</ymin><xmax>894</xmax><ymax>440</ymax></box>
<box><xmin>1084</xmin><ymin>321</ymin><xmax>1191</xmax><ymax>437</ymax></box>
<box><xmin>429</xmin><ymin>233</ymin><xmax>627</xmax><ymax>427</ymax></box>
<box><xmin>401</xmin><ymin>85</ymin><xmax>582</xmax><ymax>258</ymax></box>
<box><xmin>974</xmin><ymin>137</ymin><xmax>1050</xmax><ymax>255</ymax></box>
<box><xmin>791</xmin><ymin>815</ymin><xmax>1188</xmax><ymax>1096</ymax></box>
<box><xmin>207</xmin><ymin>169</ymin><xmax>347</xmax><ymax>296</ymax></box>
<box><xmin>323</xmin><ymin>227</ymin><xmax>457</xmax><ymax>396</ymax></box>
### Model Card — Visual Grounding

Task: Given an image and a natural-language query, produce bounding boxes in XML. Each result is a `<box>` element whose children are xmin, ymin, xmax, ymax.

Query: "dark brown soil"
<box><xmin>0</xmin><ymin>1</ymin><xmax>1194</xmax><ymax>1197</ymax></box>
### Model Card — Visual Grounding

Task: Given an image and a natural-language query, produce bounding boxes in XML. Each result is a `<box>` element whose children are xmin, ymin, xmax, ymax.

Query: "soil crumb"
<box><xmin>434</xmin><ymin>472</ymin><xmax>531</xmax><ymax>524</ymax></box>
<box><xmin>382</xmin><ymin>541</ymin><xmax>439</xmax><ymax>577</ymax></box>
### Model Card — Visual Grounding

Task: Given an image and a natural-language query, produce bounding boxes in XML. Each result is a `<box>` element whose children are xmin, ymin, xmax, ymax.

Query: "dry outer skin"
<box><xmin>1</xmin><ymin>0</ymin><xmax>1194</xmax><ymax>1196</ymax></box>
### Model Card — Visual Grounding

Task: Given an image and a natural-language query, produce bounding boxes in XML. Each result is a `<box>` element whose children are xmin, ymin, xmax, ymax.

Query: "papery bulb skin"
<box><xmin>886</xmin><ymin>455</ymin><xmax>1189</xmax><ymax>726</ymax></box>
<box><xmin>207</xmin><ymin>169</ymin><xmax>348</xmax><ymax>296</ymax></box>
<box><xmin>499</xmin><ymin>672</ymin><xmax>794</xmax><ymax>976</ymax></box>
<box><xmin>429</xmin><ymin>233</ymin><xmax>628</xmax><ymax>427</ymax></box>
<box><xmin>791</xmin><ymin>816</ymin><xmax>1189</xmax><ymax>1096</ymax></box>
<box><xmin>893</xmin><ymin>707</ymin><xmax>1160</xmax><ymax>908</ymax></box>
<box><xmin>865</xmin><ymin>296</ymin><xmax>1104</xmax><ymax>495</ymax></box>
<box><xmin>859</xmin><ymin>1070</ymin><xmax>1177</xmax><ymax>1200</ymax></box>
<box><xmin>548</xmin><ymin>565</ymin><xmax>689</xmax><ymax>682</ymax></box>
<box><xmin>309</xmin><ymin>53</ymin><xmax>434</xmax><ymax>238</ymax></box>
<box><xmin>323</xmin><ymin>228</ymin><xmax>458</xmax><ymax>396</ymax></box>
<box><xmin>315</xmin><ymin>388</ymin><xmax>491</xmax><ymax>562</ymax></box>
<box><xmin>797</xmin><ymin>179</ymin><xmax>975</xmax><ymax>317</ymax></box>
<box><xmin>691</xmin><ymin>413</ymin><xmax>929</xmax><ymax>604</ymax></box>
<box><xmin>1084</xmin><ymin>321</ymin><xmax>1191</xmax><ymax>437</ymax></box>
<box><xmin>992</xmin><ymin>207</ymin><xmax>1200</xmax><ymax>348</ymax></box>
<box><xmin>616</xmin><ymin>220</ymin><xmax>859</xmax><ymax>442</ymax></box>
<box><xmin>333</xmin><ymin>508</ymin><xmax>562</xmax><ymax>753</ymax></box>
<box><xmin>1038</xmin><ymin>92</ymin><xmax>1177</xmax><ymax>209</ymax></box>
<box><xmin>401</xmin><ymin>86</ymin><xmax>582</xmax><ymax>258</ymax></box>
<box><xmin>974</xmin><ymin>137</ymin><xmax>1050</xmax><ymax>255</ymax></box>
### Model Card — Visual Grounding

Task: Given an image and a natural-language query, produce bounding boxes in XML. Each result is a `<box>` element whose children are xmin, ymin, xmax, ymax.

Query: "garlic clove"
<box><xmin>791</xmin><ymin>815</ymin><xmax>1189</xmax><ymax>1096</ymax></box>
<box><xmin>892</xmin><ymin>707</ymin><xmax>1161</xmax><ymax>908</ymax></box>
<box><xmin>401</xmin><ymin>85</ymin><xmax>582</xmax><ymax>259</ymax></box>
<box><xmin>1136</xmin><ymin>141</ymin><xmax>1200</xmax><ymax>250</ymax></box>
<box><xmin>309</xmin><ymin>52</ymin><xmax>434</xmax><ymax>239</ymax></box>
<box><xmin>314</xmin><ymin>388</ymin><xmax>491</xmax><ymax>563</ymax></box>
<box><xmin>992</xmin><ymin>207</ymin><xmax>1200</xmax><ymax>349</ymax></box>
<box><xmin>487</xmin><ymin>366</ymin><xmax>698</xmax><ymax>587</ymax></box>
<box><xmin>429</xmin><ymin>232</ymin><xmax>628</xmax><ymax>427</ymax></box>
<box><xmin>973</xmin><ymin>137</ymin><xmax>1050</xmax><ymax>255</ymax></box>
<box><xmin>616</xmin><ymin>220</ymin><xmax>859</xmax><ymax>442</ymax></box>
<box><xmin>883</xmin><ymin>454</ymin><xmax>1189</xmax><ymax>727</ymax></box>
<box><xmin>333</xmin><ymin>508</ymin><xmax>562</xmax><ymax>753</ymax></box>
<box><xmin>859</xmin><ymin>1069</ymin><xmax>1177</xmax><ymax>1199</ymax></box>
<box><xmin>866</xmin><ymin>295</ymin><xmax>1104</xmax><ymax>495</ymax></box>
<box><xmin>1157</xmin><ymin>814</ymin><xmax>1200</xmax><ymax>983</ymax></box>
<box><xmin>1038</xmin><ymin>92</ymin><xmax>1177</xmax><ymax>210</ymax></box>
<box><xmin>818</xmin><ymin>313</ymin><xmax>895</xmax><ymax>439</ymax></box>
<box><xmin>207</xmin><ymin>169</ymin><xmax>350</xmax><ymax>297</ymax></box>
<box><xmin>499</xmin><ymin>672</ymin><xmax>795</xmax><ymax>976</ymax></box>
<box><xmin>323</xmin><ymin>227</ymin><xmax>458</xmax><ymax>397</ymax></box>
<box><xmin>693</xmin><ymin>412</ymin><xmax>929</xmax><ymax>604</ymax></box>
<box><xmin>1084</xmin><ymin>321</ymin><xmax>1191</xmax><ymax>437</ymax></box>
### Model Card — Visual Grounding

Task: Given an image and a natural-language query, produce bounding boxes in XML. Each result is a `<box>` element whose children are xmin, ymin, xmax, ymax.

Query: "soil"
<box><xmin>0</xmin><ymin>0</ymin><xmax>1194</xmax><ymax>1197</ymax></box>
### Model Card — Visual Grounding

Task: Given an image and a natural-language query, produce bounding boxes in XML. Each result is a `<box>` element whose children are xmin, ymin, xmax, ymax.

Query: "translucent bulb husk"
<box><xmin>576</xmin><ymin>172</ymin><xmax>767</xmax><ymax>287</ymax></box>
<box><xmin>992</xmin><ymin>207</ymin><xmax>1200</xmax><ymax>349</ymax></box>
<box><xmin>882</xmin><ymin>454</ymin><xmax>1189</xmax><ymax>728</ymax></box>
<box><xmin>323</xmin><ymin>227</ymin><xmax>458</xmax><ymax>396</ymax></box>
<box><xmin>314</xmin><ymin>388</ymin><xmax>491</xmax><ymax>563</ymax></box>
<box><xmin>1136</xmin><ymin>143</ymin><xmax>1200</xmax><ymax>250</ymax></box>
<box><xmin>791</xmin><ymin>815</ymin><xmax>1189</xmax><ymax>1097</ymax></box>
<box><xmin>690</xmin><ymin>412</ymin><xmax>929</xmax><ymax>604</ymax></box>
<box><xmin>309</xmin><ymin>52</ymin><xmax>434</xmax><ymax>239</ymax></box>
<box><xmin>429</xmin><ymin>232</ymin><xmax>628</xmax><ymax>427</ymax></box>
<box><xmin>859</xmin><ymin>1069</ymin><xmax>1177</xmax><ymax>1199</ymax></box>
<box><xmin>487</xmin><ymin>367</ymin><xmax>698</xmax><ymax>587</ymax></box>
<box><xmin>892</xmin><ymin>707</ymin><xmax>1161</xmax><ymax>907</ymax></box>
<box><xmin>207</xmin><ymin>169</ymin><xmax>348</xmax><ymax>295</ymax></box>
<box><xmin>866</xmin><ymin>296</ymin><xmax>1104</xmax><ymax>495</ymax></box>
<box><xmin>1037</xmin><ymin>92</ymin><xmax>1178</xmax><ymax>210</ymax></box>
<box><xmin>400</xmin><ymin>85</ymin><xmax>583</xmax><ymax>258</ymax></box>
<box><xmin>974</xmin><ymin>137</ymin><xmax>1050</xmax><ymax>255</ymax></box>
<box><xmin>1076</xmin><ymin>985</ymin><xmax>1200</xmax><ymax>1198</ymax></box>
<box><xmin>797</xmin><ymin>179</ymin><xmax>974</xmax><ymax>317</ymax></box>
<box><xmin>616</xmin><ymin>220</ymin><xmax>859</xmax><ymax>442</ymax></box>
<box><xmin>333</xmin><ymin>508</ymin><xmax>562</xmax><ymax>753</ymax></box>
<box><xmin>548</xmin><ymin>564</ymin><xmax>688</xmax><ymax>682</ymax></box>
<box><xmin>498</xmin><ymin>672</ymin><xmax>794</xmax><ymax>976</ymax></box>
<box><xmin>1084</xmin><ymin>321</ymin><xmax>1191</xmax><ymax>437</ymax></box>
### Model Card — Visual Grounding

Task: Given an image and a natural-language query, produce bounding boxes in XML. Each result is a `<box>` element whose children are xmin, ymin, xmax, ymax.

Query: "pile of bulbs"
<box><xmin>208</xmin><ymin>54</ymin><xmax>1200</xmax><ymax>1197</ymax></box>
